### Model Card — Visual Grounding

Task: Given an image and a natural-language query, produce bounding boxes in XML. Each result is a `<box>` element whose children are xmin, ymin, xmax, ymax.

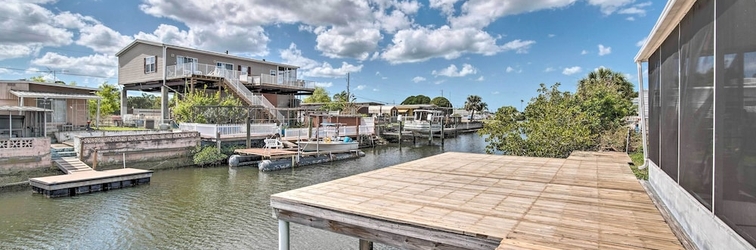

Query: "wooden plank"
<box><xmin>272</xmin><ymin>199</ymin><xmax>501</xmax><ymax>249</ymax></box>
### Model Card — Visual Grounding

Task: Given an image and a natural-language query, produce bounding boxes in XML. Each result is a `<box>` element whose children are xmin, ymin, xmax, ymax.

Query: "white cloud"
<box><xmin>434</xmin><ymin>79</ymin><xmax>446</xmax><ymax>85</ymax></box>
<box><xmin>548</xmin><ymin>34</ymin><xmax>556</xmax><ymax>38</ymax></box>
<box><xmin>626</xmin><ymin>17</ymin><xmax>635</xmax><ymax>21</ymax></box>
<box><xmin>373</xmin><ymin>88</ymin><xmax>379</xmax><ymax>91</ymax></box>
<box><xmin>506</xmin><ymin>66</ymin><xmax>522</xmax><ymax>73</ymax></box>
<box><xmin>476</xmin><ymin>76</ymin><xmax>485</xmax><ymax>81</ymax></box>
<box><xmin>636</xmin><ymin>37</ymin><xmax>647</xmax><ymax>47</ymax></box>
<box><xmin>587</xmin><ymin>0</ymin><xmax>635</xmax><ymax>15</ymax></box>
<box><xmin>598</xmin><ymin>44</ymin><xmax>611</xmax><ymax>56</ymax></box>
<box><xmin>501</xmin><ymin>39</ymin><xmax>536</xmax><ymax>54</ymax></box>
<box><xmin>544</xmin><ymin>67</ymin><xmax>555</xmax><ymax>72</ymax></box>
<box><xmin>412</xmin><ymin>76</ymin><xmax>427</xmax><ymax>83</ymax></box>
<box><xmin>429</xmin><ymin>0</ymin><xmax>461</xmax><ymax>16</ymax></box>
<box><xmin>31</xmin><ymin>52</ymin><xmax>118</xmax><ymax>78</ymax></box>
<box><xmin>298</xmin><ymin>25</ymin><xmax>314</xmax><ymax>32</ymax></box>
<box><xmin>356</xmin><ymin>85</ymin><xmax>367</xmax><ymax>90</ymax></box>
<box><xmin>313</xmin><ymin>82</ymin><xmax>334</xmax><ymax>88</ymax></box>
<box><xmin>135</xmin><ymin>23</ymin><xmax>270</xmax><ymax>56</ymax></box>
<box><xmin>562</xmin><ymin>66</ymin><xmax>582</xmax><ymax>75</ymax></box>
<box><xmin>594</xmin><ymin>66</ymin><xmax>607</xmax><ymax>71</ymax></box>
<box><xmin>432</xmin><ymin>64</ymin><xmax>478</xmax><ymax>77</ymax></box>
<box><xmin>0</xmin><ymin>2</ymin><xmax>77</xmax><ymax>60</ymax></box>
<box><xmin>315</xmin><ymin>26</ymin><xmax>382</xmax><ymax>60</ymax></box>
<box><xmin>279</xmin><ymin>43</ymin><xmax>363</xmax><ymax>78</ymax></box>
<box><xmin>450</xmin><ymin>0</ymin><xmax>578</xmax><ymax>29</ymax></box>
<box><xmin>381</xmin><ymin>76</ymin><xmax>388</xmax><ymax>79</ymax></box>
<box><xmin>618</xmin><ymin>1</ymin><xmax>651</xmax><ymax>16</ymax></box>
<box><xmin>492</xmin><ymin>91</ymin><xmax>500</xmax><ymax>95</ymax></box>
<box><xmin>506</xmin><ymin>66</ymin><xmax>515</xmax><ymax>73</ymax></box>
<box><xmin>76</xmin><ymin>24</ymin><xmax>133</xmax><ymax>54</ymax></box>
<box><xmin>581</xmin><ymin>50</ymin><xmax>588</xmax><ymax>55</ymax></box>
<box><xmin>381</xmin><ymin>25</ymin><xmax>529</xmax><ymax>64</ymax></box>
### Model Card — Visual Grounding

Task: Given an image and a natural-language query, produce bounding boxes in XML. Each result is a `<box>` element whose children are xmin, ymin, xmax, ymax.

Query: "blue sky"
<box><xmin>0</xmin><ymin>0</ymin><xmax>660</xmax><ymax>109</ymax></box>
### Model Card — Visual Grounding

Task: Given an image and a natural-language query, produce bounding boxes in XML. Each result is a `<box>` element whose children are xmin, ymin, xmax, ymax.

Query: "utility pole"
<box><xmin>441</xmin><ymin>89</ymin><xmax>443</xmax><ymax>97</ymax></box>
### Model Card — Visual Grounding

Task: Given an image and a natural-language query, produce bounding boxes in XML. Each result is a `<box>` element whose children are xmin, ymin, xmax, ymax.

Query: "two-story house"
<box><xmin>115</xmin><ymin>40</ymin><xmax>314</xmax><ymax>125</ymax></box>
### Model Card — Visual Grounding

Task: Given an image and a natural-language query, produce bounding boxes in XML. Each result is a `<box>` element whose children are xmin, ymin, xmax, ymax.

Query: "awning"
<box><xmin>368</xmin><ymin>105</ymin><xmax>395</xmax><ymax>114</ymax></box>
<box><xmin>397</xmin><ymin>108</ymin><xmax>410</xmax><ymax>113</ymax></box>
<box><xmin>10</xmin><ymin>90</ymin><xmax>102</xmax><ymax>100</ymax></box>
<box><xmin>0</xmin><ymin>106</ymin><xmax>52</xmax><ymax>112</ymax></box>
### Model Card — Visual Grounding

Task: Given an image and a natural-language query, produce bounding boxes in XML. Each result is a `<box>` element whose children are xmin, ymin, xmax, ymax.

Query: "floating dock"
<box><xmin>271</xmin><ymin>151</ymin><xmax>684</xmax><ymax>249</ymax></box>
<box><xmin>230</xmin><ymin>148</ymin><xmax>365</xmax><ymax>171</ymax></box>
<box><xmin>30</xmin><ymin>157</ymin><xmax>152</xmax><ymax>198</ymax></box>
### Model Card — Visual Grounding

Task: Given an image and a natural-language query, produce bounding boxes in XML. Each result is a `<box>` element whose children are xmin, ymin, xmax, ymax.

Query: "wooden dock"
<box><xmin>271</xmin><ymin>151</ymin><xmax>684</xmax><ymax>249</ymax></box>
<box><xmin>31</xmin><ymin>157</ymin><xmax>152</xmax><ymax>198</ymax></box>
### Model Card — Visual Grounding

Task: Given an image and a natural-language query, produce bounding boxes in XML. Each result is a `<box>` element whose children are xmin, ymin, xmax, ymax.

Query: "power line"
<box><xmin>0</xmin><ymin>66</ymin><xmax>117</xmax><ymax>80</ymax></box>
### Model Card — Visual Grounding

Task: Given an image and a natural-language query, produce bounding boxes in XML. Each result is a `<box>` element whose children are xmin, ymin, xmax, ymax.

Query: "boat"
<box><xmin>297</xmin><ymin>123</ymin><xmax>359</xmax><ymax>152</ymax></box>
<box><xmin>403</xmin><ymin>110</ymin><xmax>444</xmax><ymax>133</ymax></box>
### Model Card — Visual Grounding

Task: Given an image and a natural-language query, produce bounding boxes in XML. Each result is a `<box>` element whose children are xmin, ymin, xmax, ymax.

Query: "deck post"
<box><xmin>428</xmin><ymin>121</ymin><xmax>432</xmax><ymax>145</ymax></box>
<box><xmin>398</xmin><ymin>121</ymin><xmax>402</xmax><ymax>145</ymax></box>
<box><xmin>278</xmin><ymin>219</ymin><xmax>290</xmax><ymax>250</ymax></box>
<box><xmin>359</xmin><ymin>239</ymin><xmax>374</xmax><ymax>250</ymax></box>
<box><xmin>246</xmin><ymin>111</ymin><xmax>251</xmax><ymax>149</ymax></box>
<box><xmin>216</xmin><ymin>132</ymin><xmax>222</xmax><ymax>154</ymax></box>
<box><xmin>441</xmin><ymin>118</ymin><xmax>445</xmax><ymax>146</ymax></box>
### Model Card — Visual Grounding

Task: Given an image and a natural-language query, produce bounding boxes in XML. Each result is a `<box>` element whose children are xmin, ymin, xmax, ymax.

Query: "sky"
<box><xmin>0</xmin><ymin>0</ymin><xmax>661</xmax><ymax>110</ymax></box>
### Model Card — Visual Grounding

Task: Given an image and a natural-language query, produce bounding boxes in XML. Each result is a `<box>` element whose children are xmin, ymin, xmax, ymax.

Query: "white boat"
<box><xmin>403</xmin><ymin>110</ymin><xmax>444</xmax><ymax>133</ymax></box>
<box><xmin>297</xmin><ymin>122</ymin><xmax>359</xmax><ymax>152</ymax></box>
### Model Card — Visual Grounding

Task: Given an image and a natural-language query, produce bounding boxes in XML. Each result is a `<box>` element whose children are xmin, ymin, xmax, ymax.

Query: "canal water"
<box><xmin>0</xmin><ymin>133</ymin><xmax>489</xmax><ymax>249</ymax></box>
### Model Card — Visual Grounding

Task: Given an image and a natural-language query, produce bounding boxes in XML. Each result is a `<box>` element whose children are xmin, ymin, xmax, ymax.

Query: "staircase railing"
<box><xmin>215</xmin><ymin>69</ymin><xmax>285</xmax><ymax>123</ymax></box>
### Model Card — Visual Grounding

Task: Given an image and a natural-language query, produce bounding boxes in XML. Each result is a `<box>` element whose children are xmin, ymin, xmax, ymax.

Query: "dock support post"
<box><xmin>122</xmin><ymin>152</ymin><xmax>126</xmax><ymax>168</ymax></box>
<box><xmin>216</xmin><ymin>132</ymin><xmax>221</xmax><ymax>154</ymax></box>
<box><xmin>359</xmin><ymin>239</ymin><xmax>374</xmax><ymax>250</ymax></box>
<box><xmin>441</xmin><ymin>118</ymin><xmax>445</xmax><ymax>146</ymax></box>
<box><xmin>246</xmin><ymin>113</ymin><xmax>251</xmax><ymax>149</ymax></box>
<box><xmin>428</xmin><ymin>121</ymin><xmax>432</xmax><ymax>145</ymax></box>
<box><xmin>278</xmin><ymin>220</ymin><xmax>290</xmax><ymax>250</ymax></box>
<box><xmin>398</xmin><ymin>121</ymin><xmax>402</xmax><ymax>145</ymax></box>
<box><xmin>93</xmin><ymin>149</ymin><xmax>98</xmax><ymax>170</ymax></box>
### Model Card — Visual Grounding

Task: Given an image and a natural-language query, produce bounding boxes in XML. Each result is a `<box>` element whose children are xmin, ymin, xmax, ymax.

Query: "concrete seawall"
<box><xmin>74</xmin><ymin>131</ymin><xmax>200</xmax><ymax>170</ymax></box>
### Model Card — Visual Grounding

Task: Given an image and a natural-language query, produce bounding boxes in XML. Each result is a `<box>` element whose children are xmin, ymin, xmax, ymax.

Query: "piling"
<box><xmin>216</xmin><ymin>132</ymin><xmax>221</xmax><ymax>153</ymax></box>
<box><xmin>246</xmin><ymin>114</ymin><xmax>251</xmax><ymax>148</ymax></box>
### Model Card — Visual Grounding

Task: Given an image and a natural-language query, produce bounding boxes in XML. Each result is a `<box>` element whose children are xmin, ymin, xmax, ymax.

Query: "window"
<box><xmin>177</xmin><ymin>56</ymin><xmax>197</xmax><ymax>73</ymax></box>
<box><xmin>241</xmin><ymin>65</ymin><xmax>248</xmax><ymax>76</ymax></box>
<box><xmin>270</xmin><ymin>69</ymin><xmax>277</xmax><ymax>76</ymax></box>
<box><xmin>36</xmin><ymin>99</ymin><xmax>66</xmax><ymax>123</ymax></box>
<box><xmin>144</xmin><ymin>56</ymin><xmax>156</xmax><ymax>74</ymax></box>
<box><xmin>216</xmin><ymin>62</ymin><xmax>233</xmax><ymax>71</ymax></box>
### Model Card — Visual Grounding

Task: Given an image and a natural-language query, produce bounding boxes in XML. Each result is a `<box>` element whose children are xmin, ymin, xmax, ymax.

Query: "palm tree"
<box><xmin>578</xmin><ymin>68</ymin><xmax>637</xmax><ymax>100</ymax></box>
<box><xmin>464</xmin><ymin>95</ymin><xmax>487</xmax><ymax>121</ymax></box>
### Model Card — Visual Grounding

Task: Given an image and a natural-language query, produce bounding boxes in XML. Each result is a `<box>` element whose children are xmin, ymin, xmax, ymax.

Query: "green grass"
<box><xmin>97</xmin><ymin>126</ymin><xmax>148</xmax><ymax>131</ymax></box>
<box><xmin>628</xmin><ymin>148</ymin><xmax>648</xmax><ymax>180</ymax></box>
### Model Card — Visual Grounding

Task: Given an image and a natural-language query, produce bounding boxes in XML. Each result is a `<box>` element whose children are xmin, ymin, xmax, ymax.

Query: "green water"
<box><xmin>0</xmin><ymin>133</ymin><xmax>488</xmax><ymax>249</ymax></box>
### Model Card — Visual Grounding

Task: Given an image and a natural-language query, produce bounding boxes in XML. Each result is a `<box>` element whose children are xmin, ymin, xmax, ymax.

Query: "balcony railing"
<box><xmin>179</xmin><ymin>123</ymin><xmax>279</xmax><ymax>138</ymax></box>
<box><xmin>166</xmin><ymin>63</ymin><xmax>314</xmax><ymax>89</ymax></box>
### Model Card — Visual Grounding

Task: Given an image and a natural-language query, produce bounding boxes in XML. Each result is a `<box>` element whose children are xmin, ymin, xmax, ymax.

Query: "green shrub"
<box><xmin>193</xmin><ymin>146</ymin><xmax>228</xmax><ymax>167</ymax></box>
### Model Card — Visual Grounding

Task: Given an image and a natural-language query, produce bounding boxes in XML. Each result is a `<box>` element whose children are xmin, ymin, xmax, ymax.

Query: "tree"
<box><xmin>29</xmin><ymin>76</ymin><xmax>46</xmax><ymax>83</ymax></box>
<box><xmin>579</xmin><ymin>68</ymin><xmax>637</xmax><ymax>101</ymax></box>
<box><xmin>480</xmin><ymin>67</ymin><xmax>639</xmax><ymax>157</ymax></box>
<box><xmin>401</xmin><ymin>95</ymin><xmax>431</xmax><ymax>105</ymax></box>
<box><xmin>303</xmin><ymin>87</ymin><xmax>332</xmax><ymax>103</ymax></box>
<box><xmin>326</xmin><ymin>91</ymin><xmax>356</xmax><ymax>112</ymax></box>
<box><xmin>172</xmin><ymin>88</ymin><xmax>243</xmax><ymax>123</ymax></box>
<box><xmin>88</xmin><ymin>82</ymin><xmax>121</xmax><ymax>120</ymax></box>
<box><xmin>430</xmin><ymin>96</ymin><xmax>452</xmax><ymax>108</ymax></box>
<box><xmin>464</xmin><ymin>95</ymin><xmax>487</xmax><ymax>121</ymax></box>
<box><xmin>127</xmin><ymin>93</ymin><xmax>161</xmax><ymax>109</ymax></box>
<box><xmin>480</xmin><ymin>83</ymin><xmax>594</xmax><ymax>157</ymax></box>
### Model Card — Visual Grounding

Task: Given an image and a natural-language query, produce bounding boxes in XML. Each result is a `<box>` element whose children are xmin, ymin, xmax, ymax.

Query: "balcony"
<box><xmin>166</xmin><ymin>63</ymin><xmax>315</xmax><ymax>90</ymax></box>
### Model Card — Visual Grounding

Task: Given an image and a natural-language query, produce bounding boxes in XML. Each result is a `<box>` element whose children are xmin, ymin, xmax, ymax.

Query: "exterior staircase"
<box><xmin>51</xmin><ymin>144</ymin><xmax>77</xmax><ymax>160</ymax></box>
<box><xmin>216</xmin><ymin>70</ymin><xmax>285</xmax><ymax>124</ymax></box>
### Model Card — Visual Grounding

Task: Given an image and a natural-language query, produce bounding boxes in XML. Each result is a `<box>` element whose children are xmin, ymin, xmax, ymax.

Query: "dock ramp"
<box><xmin>54</xmin><ymin>157</ymin><xmax>94</xmax><ymax>174</ymax></box>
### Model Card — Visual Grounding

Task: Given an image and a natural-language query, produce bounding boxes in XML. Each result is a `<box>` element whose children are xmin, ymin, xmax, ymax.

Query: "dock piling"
<box><xmin>278</xmin><ymin>220</ymin><xmax>290</xmax><ymax>250</ymax></box>
<box><xmin>359</xmin><ymin>239</ymin><xmax>374</xmax><ymax>250</ymax></box>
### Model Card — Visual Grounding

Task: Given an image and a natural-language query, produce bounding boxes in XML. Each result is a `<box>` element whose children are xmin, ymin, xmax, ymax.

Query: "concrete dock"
<box><xmin>31</xmin><ymin>157</ymin><xmax>152</xmax><ymax>198</ymax></box>
<box><xmin>271</xmin><ymin>151</ymin><xmax>684</xmax><ymax>249</ymax></box>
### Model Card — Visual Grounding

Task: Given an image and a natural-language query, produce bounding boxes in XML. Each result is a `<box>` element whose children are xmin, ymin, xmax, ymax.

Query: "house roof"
<box><xmin>634</xmin><ymin>0</ymin><xmax>695</xmax><ymax>62</ymax></box>
<box><xmin>0</xmin><ymin>80</ymin><xmax>98</xmax><ymax>91</ymax></box>
<box><xmin>0</xmin><ymin>106</ymin><xmax>52</xmax><ymax>112</ymax></box>
<box><xmin>116</xmin><ymin>39</ymin><xmax>299</xmax><ymax>69</ymax></box>
<box><xmin>10</xmin><ymin>90</ymin><xmax>101</xmax><ymax>100</ymax></box>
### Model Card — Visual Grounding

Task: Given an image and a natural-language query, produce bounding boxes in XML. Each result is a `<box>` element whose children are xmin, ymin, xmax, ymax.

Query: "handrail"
<box><xmin>166</xmin><ymin>63</ymin><xmax>313</xmax><ymax>89</ymax></box>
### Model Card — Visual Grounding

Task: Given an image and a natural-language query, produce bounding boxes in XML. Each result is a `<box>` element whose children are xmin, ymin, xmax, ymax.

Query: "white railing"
<box><xmin>167</xmin><ymin>63</ymin><xmax>314</xmax><ymax>89</ymax></box>
<box><xmin>284</xmin><ymin>124</ymin><xmax>374</xmax><ymax>139</ymax></box>
<box><xmin>179</xmin><ymin>123</ymin><xmax>278</xmax><ymax>138</ymax></box>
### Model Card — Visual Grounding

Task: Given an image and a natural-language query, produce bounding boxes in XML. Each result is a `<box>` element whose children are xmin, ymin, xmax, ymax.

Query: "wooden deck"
<box><xmin>271</xmin><ymin>151</ymin><xmax>683</xmax><ymax>249</ymax></box>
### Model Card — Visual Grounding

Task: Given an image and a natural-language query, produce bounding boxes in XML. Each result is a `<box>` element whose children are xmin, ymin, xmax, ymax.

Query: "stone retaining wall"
<box><xmin>74</xmin><ymin>132</ymin><xmax>200</xmax><ymax>169</ymax></box>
